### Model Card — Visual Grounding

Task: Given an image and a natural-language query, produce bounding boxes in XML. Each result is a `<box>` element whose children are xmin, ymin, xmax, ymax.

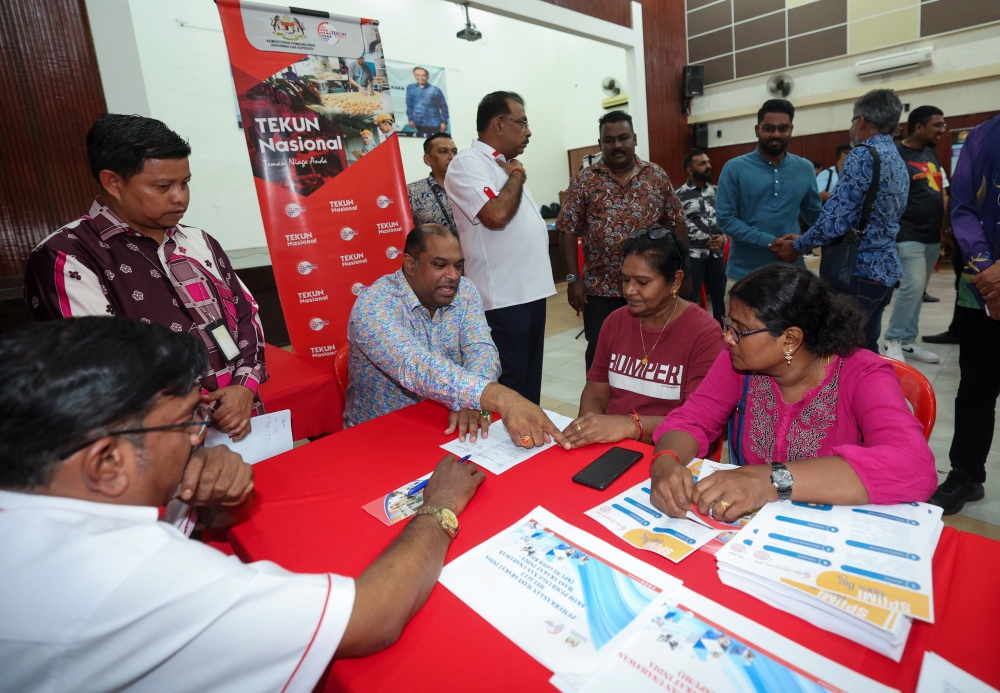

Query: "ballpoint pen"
<box><xmin>408</xmin><ymin>454</ymin><xmax>472</xmax><ymax>495</ymax></box>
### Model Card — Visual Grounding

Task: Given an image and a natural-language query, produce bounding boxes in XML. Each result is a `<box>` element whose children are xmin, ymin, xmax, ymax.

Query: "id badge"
<box><xmin>205</xmin><ymin>319</ymin><xmax>241</xmax><ymax>364</ymax></box>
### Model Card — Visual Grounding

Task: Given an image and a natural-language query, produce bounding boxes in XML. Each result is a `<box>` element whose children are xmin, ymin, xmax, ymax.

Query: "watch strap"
<box><xmin>770</xmin><ymin>462</ymin><xmax>793</xmax><ymax>501</ymax></box>
<box><xmin>415</xmin><ymin>505</ymin><xmax>458</xmax><ymax>539</ymax></box>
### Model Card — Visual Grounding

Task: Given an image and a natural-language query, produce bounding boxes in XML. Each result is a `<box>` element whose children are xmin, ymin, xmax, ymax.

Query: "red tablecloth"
<box><xmin>259</xmin><ymin>344</ymin><xmax>343</xmax><ymax>440</ymax></box>
<box><xmin>228</xmin><ymin>401</ymin><xmax>1000</xmax><ymax>693</ymax></box>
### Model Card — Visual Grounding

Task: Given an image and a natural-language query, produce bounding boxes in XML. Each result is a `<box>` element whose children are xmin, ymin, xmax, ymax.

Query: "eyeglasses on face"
<box><xmin>499</xmin><ymin>116</ymin><xmax>529</xmax><ymax>129</ymax></box>
<box><xmin>759</xmin><ymin>124</ymin><xmax>792</xmax><ymax>134</ymax></box>
<box><xmin>630</xmin><ymin>226</ymin><xmax>672</xmax><ymax>240</ymax></box>
<box><xmin>60</xmin><ymin>403</ymin><xmax>212</xmax><ymax>460</ymax></box>
<box><xmin>719</xmin><ymin>316</ymin><xmax>770</xmax><ymax>343</ymax></box>
<box><xmin>851</xmin><ymin>115</ymin><xmax>883</xmax><ymax>128</ymax></box>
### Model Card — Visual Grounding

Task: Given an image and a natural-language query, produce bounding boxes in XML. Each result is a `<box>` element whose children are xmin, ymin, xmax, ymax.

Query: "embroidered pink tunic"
<box><xmin>652</xmin><ymin>348</ymin><xmax>938</xmax><ymax>504</ymax></box>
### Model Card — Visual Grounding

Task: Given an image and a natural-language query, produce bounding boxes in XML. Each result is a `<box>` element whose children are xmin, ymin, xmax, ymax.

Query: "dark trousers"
<box><xmin>946</xmin><ymin>250</ymin><xmax>963</xmax><ymax>335</ymax></box>
<box><xmin>485</xmin><ymin>298</ymin><xmax>547</xmax><ymax>404</ymax></box>
<box><xmin>583</xmin><ymin>296</ymin><xmax>628</xmax><ymax>372</ymax></box>
<box><xmin>688</xmin><ymin>254</ymin><xmax>726</xmax><ymax>321</ymax></box>
<box><xmin>949</xmin><ymin>306</ymin><xmax>1000</xmax><ymax>482</ymax></box>
<box><xmin>829</xmin><ymin>275</ymin><xmax>893</xmax><ymax>353</ymax></box>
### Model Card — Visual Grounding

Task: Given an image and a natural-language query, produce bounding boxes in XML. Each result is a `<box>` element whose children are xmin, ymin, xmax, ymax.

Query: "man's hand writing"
<box><xmin>421</xmin><ymin>454</ymin><xmax>485</xmax><ymax>515</ymax></box>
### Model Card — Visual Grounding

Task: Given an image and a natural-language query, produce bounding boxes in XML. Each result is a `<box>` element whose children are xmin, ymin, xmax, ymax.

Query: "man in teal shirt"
<box><xmin>715</xmin><ymin>99</ymin><xmax>822</xmax><ymax>281</ymax></box>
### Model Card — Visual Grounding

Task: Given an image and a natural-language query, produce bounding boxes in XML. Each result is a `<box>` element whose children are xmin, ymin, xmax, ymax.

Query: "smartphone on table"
<box><xmin>572</xmin><ymin>446</ymin><xmax>644</xmax><ymax>491</ymax></box>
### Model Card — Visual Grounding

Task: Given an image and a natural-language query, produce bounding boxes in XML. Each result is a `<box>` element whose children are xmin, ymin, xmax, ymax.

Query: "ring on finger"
<box><xmin>520</xmin><ymin>434</ymin><xmax>533</xmax><ymax>447</ymax></box>
<box><xmin>480</xmin><ymin>410</ymin><xmax>492</xmax><ymax>422</ymax></box>
<box><xmin>719</xmin><ymin>499</ymin><xmax>732</xmax><ymax>512</ymax></box>
<box><xmin>576</xmin><ymin>423</ymin><xmax>582</xmax><ymax>431</ymax></box>
<box><xmin>708</xmin><ymin>499</ymin><xmax>718</xmax><ymax>519</ymax></box>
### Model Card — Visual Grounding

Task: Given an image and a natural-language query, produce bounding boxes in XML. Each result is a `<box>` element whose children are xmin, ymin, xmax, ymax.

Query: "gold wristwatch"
<box><xmin>415</xmin><ymin>506</ymin><xmax>459</xmax><ymax>539</ymax></box>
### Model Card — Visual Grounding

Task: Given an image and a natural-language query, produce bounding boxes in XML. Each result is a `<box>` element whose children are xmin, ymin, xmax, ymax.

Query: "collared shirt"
<box><xmin>408</xmin><ymin>175</ymin><xmax>457</xmax><ymax>233</ymax></box>
<box><xmin>405</xmin><ymin>83</ymin><xmax>449</xmax><ymax>128</ymax></box>
<box><xmin>444</xmin><ymin>139</ymin><xmax>556</xmax><ymax>311</ymax></box>
<box><xmin>344</xmin><ymin>270</ymin><xmax>500</xmax><ymax>426</ymax></box>
<box><xmin>716</xmin><ymin>149</ymin><xmax>823</xmax><ymax>281</ymax></box>
<box><xmin>676</xmin><ymin>179</ymin><xmax>721</xmax><ymax>259</ymax></box>
<box><xmin>556</xmin><ymin>158</ymin><xmax>683</xmax><ymax>297</ymax></box>
<box><xmin>896</xmin><ymin>143</ymin><xmax>949</xmax><ymax>244</ymax></box>
<box><xmin>795</xmin><ymin>134</ymin><xmax>909</xmax><ymax>285</ymax></box>
<box><xmin>24</xmin><ymin>199</ymin><xmax>267</xmax><ymax>414</ymax></box>
<box><xmin>816</xmin><ymin>166</ymin><xmax>839</xmax><ymax>194</ymax></box>
<box><xmin>0</xmin><ymin>490</ymin><xmax>354</xmax><ymax>693</ymax></box>
<box><xmin>951</xmin><ymin>114</ymin><xmax>1000</xmax><ymax>310</ymax></box>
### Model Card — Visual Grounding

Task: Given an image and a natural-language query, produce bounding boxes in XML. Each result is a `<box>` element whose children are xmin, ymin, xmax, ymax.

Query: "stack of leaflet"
<box><xmin>716</xmin><ymin>500</ymin><xmax>944</xmax><ymax>661</ymax></box>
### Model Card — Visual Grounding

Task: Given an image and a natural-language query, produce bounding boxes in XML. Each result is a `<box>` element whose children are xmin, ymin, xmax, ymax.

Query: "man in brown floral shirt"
<box><xmin>557</xmin><ymin>111</ymin><xmax>685</xmax><ymax>370</ymax></box>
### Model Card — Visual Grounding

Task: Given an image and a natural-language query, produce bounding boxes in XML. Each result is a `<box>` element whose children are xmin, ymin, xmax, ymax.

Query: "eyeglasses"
<box><xmin>852</xmin><ymin>115</ymin><xmax>883</xmax><ymax>127</ymax></box>
<box><xmin>630</xmin><ymin>226</ymin><xmax>672</xmax><ymax>240</ymax></box>
<box><xmin>759</xmin><ymin>124</ymin><xmax>792</xmax><ymax>134</ymax></box>
<box><xmin>59</xmin><ymin>403</ymin><xmax>212</xmax><ymax>460</ymax></box>
<box><xmin>720</xmin><ymin>316</ymin><xmax>770</xmax><ymax>343</ymax></box>
<box><xmin>499</xmin><ymin>116</ymin><xmax>529</xmax><ymax>129</ymax></box>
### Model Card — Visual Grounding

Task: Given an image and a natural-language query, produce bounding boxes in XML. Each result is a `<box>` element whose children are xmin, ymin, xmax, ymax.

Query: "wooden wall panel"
<box><xmin>541</xmin><ymin>0</ymin><xmax>631</xmax><ymax>27</ymax></box>
<box><xmin>0</xmin><ymin>0</ymin><xmax>105</xmax><ymax>278</ymax></box>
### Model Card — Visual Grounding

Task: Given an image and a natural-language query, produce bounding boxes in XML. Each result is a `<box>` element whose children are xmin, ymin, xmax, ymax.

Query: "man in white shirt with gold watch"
<box><xmin>0</xmin><ymin>317</ymin><xmax>483</xmax><ymax>693</ymax></box>
<box><xmin>445</xmin><ymin>91</ymin><xmax>556</xmax><ymax>404</ymax></box>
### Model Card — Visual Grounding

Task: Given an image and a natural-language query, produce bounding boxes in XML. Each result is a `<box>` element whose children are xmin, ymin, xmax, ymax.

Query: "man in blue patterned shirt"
<box><xmin>772</xmin><ymin>89</ymin><xmax>909</xmax><ymax>353</ymax></box>
<box><xmin>406</xmin><ymin>67</ymin><xmax>449</xmax><ymax>137</ymax></box>
<box><xmin>407</xmin><ymin>133</ymin><xmax>458</xmax><ymax>233</ymax></box>
<box><xmin>345</xmin><ymin>224</ymin><xmax>568</xmax><ymax>449</ymax></box>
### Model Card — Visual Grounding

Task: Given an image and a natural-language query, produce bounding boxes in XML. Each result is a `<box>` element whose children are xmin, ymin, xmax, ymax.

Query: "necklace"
<box><xmin>639</xmin><ymin>298</ymin><xmax>679</xmax><ymax>365</ymax></box>
<box><xmin>814</xmin><ymin>355</ymin><xmax>831</xmax><ymax>388</ymax></box>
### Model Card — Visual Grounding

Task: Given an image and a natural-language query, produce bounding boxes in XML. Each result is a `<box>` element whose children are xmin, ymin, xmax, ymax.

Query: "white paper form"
<box><xmin>204</xmin><ymin>409</ymin><xmax>293</xmax><ymax>465</ymax></box>
<box><xmin>440</xmin><ymin>410</ymin><xmax>574</xmax><ymax>474</ymax></box>
<box><xmin>916</xmin><ymin>652</ymin><xmax>999</xmax><ymax>693</ymax></box>
<box><xmin>575</xmin><ymin>587</ymin><xmax>900</xmax><ymax>693</ymax></box>
<box><xmin>718</xmin><ymin>501</ymin><xmax>943</xmax><ymax>623</ymax></box>
<box><xmin>439</xmin><ymin>507</ymin><xmax>682</xmax><ymax>687</ymax></box>
<box><xmin>585</xmin><ymin>479</ymin><xmax>718</xmax><ymax>563</ymax></box>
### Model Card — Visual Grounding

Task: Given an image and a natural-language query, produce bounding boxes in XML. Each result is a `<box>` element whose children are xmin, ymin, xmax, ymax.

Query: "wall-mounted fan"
<box><xmin>601</xmin><ymin>77</ymin><xmax>622</xmax><ymax>97</ymax></box>
<box><xmin>766</xmin><ymin>73</ymin><xmax>794</xmax><ymax>98</ymax></box>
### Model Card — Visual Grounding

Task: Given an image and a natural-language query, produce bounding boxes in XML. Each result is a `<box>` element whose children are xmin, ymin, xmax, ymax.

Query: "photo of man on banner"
<box><xmin>386</xmin><ymin>60</ymin><xmax>450</xmax><ymax>138</ymax></box>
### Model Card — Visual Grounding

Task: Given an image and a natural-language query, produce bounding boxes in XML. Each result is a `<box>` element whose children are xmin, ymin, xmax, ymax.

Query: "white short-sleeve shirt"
<box><xmin>444</xmin><ymin>140</ymin><xmax>556</xmax><ymax>311</ymax></box>
<box><xmin>0</xmin><ymin>490</ymin><xmax>355</xmax><ymax>693</ymax></box>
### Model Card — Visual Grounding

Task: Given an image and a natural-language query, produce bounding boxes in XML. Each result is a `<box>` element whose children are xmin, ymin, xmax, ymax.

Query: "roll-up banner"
<box><xmin>217</xmin><ymin>0</ymin><xmax>411</xmax><ymax>364</ymax></box>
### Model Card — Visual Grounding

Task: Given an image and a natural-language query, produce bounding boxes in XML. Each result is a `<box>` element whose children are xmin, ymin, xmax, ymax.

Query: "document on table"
<box><xmin>585</xmin><ymin>479</ymin><xmax>718</xmax><ymax>563</ymax></box>
<box><xmin>718</xmin><ymin>500</ymin><xmax>943</xmax><ymax>623</ymax></box>
<box><xmin>438</xmin><ymin>507</ymin><xmax>682</xmax><ymax>687</ymax></box>
<box><xmin>204</xmin><ymin>409</ymin><xmax>293</xmax><ymax>465</ymax></box>
<box><xmin>916</xmin><ymin>651</ymin><xmax>998</xmax><ymax>693</ymax></box>
<box><xmin>573</xmin><ymin>587</ymin><xmax>899</xmax><ymax>693</ymax></box>
<box><xmin>440</xmin><ymin>410</ymin><xmax>574</xmax><ymax>474</ymax></box>
<box><xmin>361</xmin><ymin>473</ymin><xmax>431</xmax><ymax>526</ymax></box>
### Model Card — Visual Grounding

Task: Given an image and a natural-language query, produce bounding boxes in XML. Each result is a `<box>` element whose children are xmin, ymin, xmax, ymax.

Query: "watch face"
<box><xmin>772</xmin><ymin>468</ymin><xmax>793</xmax><ymax>489</ymax></box>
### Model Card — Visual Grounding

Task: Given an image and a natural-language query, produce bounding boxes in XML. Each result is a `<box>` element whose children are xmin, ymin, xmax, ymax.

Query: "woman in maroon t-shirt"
<box><xmin>564</xmin><ymin>229</ymin><xmax>724</xmax><ymax>447</ymax></box>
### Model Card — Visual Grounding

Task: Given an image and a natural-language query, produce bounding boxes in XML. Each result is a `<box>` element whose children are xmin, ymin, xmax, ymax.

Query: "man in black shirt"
<box><xmin>883</xmin><ymin>106</ymin><xmax>949</xmax><ymax>363</ymax></box>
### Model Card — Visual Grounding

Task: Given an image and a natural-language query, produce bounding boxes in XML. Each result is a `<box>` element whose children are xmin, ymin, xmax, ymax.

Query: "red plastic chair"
<box><xmin>334</xmin><ymin>345</ymin><xmax>349</xmax><ymax>397</ymax></box>
<box><xmin>880</xmin><ymin>356</ymin><xmax>936</xmax><ymax>440</ymax></box>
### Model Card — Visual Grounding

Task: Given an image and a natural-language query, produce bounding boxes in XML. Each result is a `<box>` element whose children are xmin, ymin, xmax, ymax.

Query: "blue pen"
<box><xmin>408</xmin><ymin>454</ymin><xmax>472</xmax><ymax>495</ymax></box>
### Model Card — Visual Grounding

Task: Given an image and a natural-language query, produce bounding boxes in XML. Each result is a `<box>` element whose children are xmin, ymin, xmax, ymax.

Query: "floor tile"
<box><xmin>540</xmin><ymin>375</ymin><xmax>584</xmax><ymax>405</ymax></box>
<box><xmin>545</xmin><ymin>360</ymin><xmax>587</xmax><ymax>385</ymax></box>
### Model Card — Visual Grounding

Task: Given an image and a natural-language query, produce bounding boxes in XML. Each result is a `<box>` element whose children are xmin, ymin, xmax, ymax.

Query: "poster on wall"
<box><xmin>385</xmin><ymin>60</ymin><xmax>450</xmax><ymax>138</ymax></box>
<box><xmin>216</xmin><ymin>0</ymin><xmax>412</xmax><ymax>364</ymax></box>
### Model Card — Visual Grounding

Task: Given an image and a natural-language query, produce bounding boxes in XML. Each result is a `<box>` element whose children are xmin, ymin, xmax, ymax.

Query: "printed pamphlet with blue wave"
<box><xmin>576</xmin><ymin>587</ymin><xmax>899</xmax><ymax>693</ymax></box>
<box><xmin>438</xmin><ymin>507</ymin><xmax>682</xmax><ymax>684</ymax></box>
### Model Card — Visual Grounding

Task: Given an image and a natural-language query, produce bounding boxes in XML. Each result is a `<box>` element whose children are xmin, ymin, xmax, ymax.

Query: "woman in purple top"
<box><xmin>648</xmin><ymin>264</ymin><xmax>937</xmax><ymax>522</ymax></box>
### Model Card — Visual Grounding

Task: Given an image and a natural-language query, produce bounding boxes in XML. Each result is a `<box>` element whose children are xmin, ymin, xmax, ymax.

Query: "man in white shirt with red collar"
<box><xmin>445</xmin><ymin>91</ymin><xmax>556</xmax><ymax>404</ymax></box>
<box><xmin>0</xmin><ymin>317</ymin><xmax>483</xmax><ymax>692</ymax></box>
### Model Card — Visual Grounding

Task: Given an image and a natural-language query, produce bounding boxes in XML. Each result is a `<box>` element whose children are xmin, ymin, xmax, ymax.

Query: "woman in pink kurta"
<box><xmin>648</xmin><ymin>264</ymin><xmax>937</xmax><ymax>522</ymax></box>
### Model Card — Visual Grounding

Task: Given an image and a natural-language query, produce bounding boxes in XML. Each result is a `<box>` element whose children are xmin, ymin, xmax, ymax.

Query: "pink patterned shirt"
<box><xmin>652</xmin><ymin>348</ymin><xmax>938</xmax><ymax>504</ymax></box>
<box><xmin>24</xmin><ymin>199</ymin><xmax>267</xmax><ymax>414</ymax></box>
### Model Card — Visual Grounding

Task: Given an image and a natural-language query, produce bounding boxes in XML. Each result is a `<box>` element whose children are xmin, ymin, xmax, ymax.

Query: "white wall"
<box><xmin>691</xmin><ymin>24</ymin><xmax>1000</xmax><ymax>147</ymax></box>
<box><xmin>95</xmin><ymin>0</ymin><xmax>626</xmax><ymax>252</ymax></box>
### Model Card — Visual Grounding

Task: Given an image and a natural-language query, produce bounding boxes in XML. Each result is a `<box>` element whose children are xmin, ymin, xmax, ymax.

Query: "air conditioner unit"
<box><xmin>855</xmin><ymin>47</ymin><xmax>933</xmax><ymax>78</ymax></box>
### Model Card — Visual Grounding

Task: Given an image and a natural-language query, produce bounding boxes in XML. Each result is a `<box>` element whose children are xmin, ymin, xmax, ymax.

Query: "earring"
<box><xmin>672</xmin><ymin>289</ymin><xmax>677</xmax><ymax>297</ymax></box>
<box><xmin>784</xmin><ymin>349</ymin><xmax>793</xmax><ymax>365</ymax></box>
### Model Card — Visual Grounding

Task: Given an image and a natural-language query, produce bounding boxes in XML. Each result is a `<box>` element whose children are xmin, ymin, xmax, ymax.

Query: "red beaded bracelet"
<box><xmin>630</xmin><ymin>411</ymin><xmax>643</xmax><ymax>442</ymax></box>
<box><xmin>650</xmin><ymin>450</ymin><xmax>681</xmax><ymax>467</ymax></box>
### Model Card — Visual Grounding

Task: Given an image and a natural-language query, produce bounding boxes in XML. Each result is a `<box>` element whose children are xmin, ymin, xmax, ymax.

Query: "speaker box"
<box><xmin>683</xmin><ymin>65</ymin><xmax>704</xmax><ymax>97</ymax></box>
<box><xmin>692</xmin><ymin>122</ymin><xmax>708</xmax><ymax>150</ymax></box>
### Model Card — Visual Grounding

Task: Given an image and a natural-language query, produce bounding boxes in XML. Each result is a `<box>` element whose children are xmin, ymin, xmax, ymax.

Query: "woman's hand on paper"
<box><xmin>649</xmin><ymin>456</ymin><xmax>695</xmax><ymax>518</ymax></box>
<box><xmin>562</xmin><ymin>413</ymin><xmax>634</xmax><ymax>448</ymax></box>
<box><xmin>691</xmin><ymin>465</ymin><xmax>774</xmax><ymax>523</ymax></box>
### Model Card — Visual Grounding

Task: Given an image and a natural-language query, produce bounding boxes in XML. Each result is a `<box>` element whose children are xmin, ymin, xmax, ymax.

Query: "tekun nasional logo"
<box><xmin>285</xmin><ymin>203</ymin><xmax>305</xmax><ymax>217</ymax></box>
<box><xmin>309</xmin><ymin>317</ymin><xmax>329</xmax><ymax>331</ymax></box>
<box><xmin>351</xmin><ymin>282</ymin><xmax>366</xmax><ymax>296</ymax></box>
<box><xmin>377</xmin><ymin>221</ymin><xmax>402</xmax><ymax>234</ymax></box>
<box><xmin>385</xmin><ymin>246</ymin><xmax>401</xmax><ymax>260</ymax></box>
<box><xmin>285</xmin><ymin>232</ymin><xmax>316</xmax><ymax>247</ymax></box>
<box><xmin>341</xmin><ymin>252</ymin><xmax>367</xmax><ymax>267</ymax></box>
<box><xmin>340</xmin><ymin>227</ymin><xmax>357</xmax><ymax>241</ymax></box>
<box><xmin>330</xmin><ymin>199</ymin><xmax>357</xmax><ymax>213</ymax></box>
<box><xmin>297</xmin><ymin>261</ymin><xmax>318</xmax><ymax>275</ymax></box>
<box><xmin>310</xmin><ymin>344</ymin><xmax>337</xmax><ymax>358</ymax></box>
<box><xmin>376</xmin><ymin>195</ymin><xmax>393</xmax><ymax>209</ymax></box>
<box><xmin>298</xmin><ymin>289</ymin><xmax>328</xmax><ymax>304</ymax></box>
<box><xmin>271</xmin><ymin>15</ymin><xmax>305</xmax><ymax>41</ymax></box>
<box><xmin>317</xmin><ymin>21</ymin><xmax>347</xmax><ymax>43</ymax></box>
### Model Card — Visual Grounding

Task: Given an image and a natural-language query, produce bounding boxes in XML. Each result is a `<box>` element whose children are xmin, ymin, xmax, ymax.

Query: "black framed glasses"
<box><xmin>59</xmin><ymin>404</ymin><xmax>212</xmax><ymax>460</ymax></box>
<box><xmin>499</xmin><ymin>116</ymin><xmax>529</xmax><ymax>129</ymax></box>
<box><xmin>720</xmin><ymin>316</ymin><xmax>770</xmax><ymax>343</ymax></box>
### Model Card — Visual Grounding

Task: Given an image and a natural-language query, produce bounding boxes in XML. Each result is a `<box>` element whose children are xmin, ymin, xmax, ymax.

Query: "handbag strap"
<box><xmin>857</xmin><ymin>145</ymin><xmax>881</xmax><ymax>236</ymax></box>
<box><xmin>727</xmin><ymin>373</ymin><xmax>752</xmax><ymax>467</ymax></box>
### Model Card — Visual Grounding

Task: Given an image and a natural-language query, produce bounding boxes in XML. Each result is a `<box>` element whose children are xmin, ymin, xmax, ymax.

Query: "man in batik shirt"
<box><xmin>407</xmin><ymin>133</ymin><xmax>458</xmax><ymax>233</ymax></box>
<box><xmin>25</xmin><ymin>114</ymin><xmax>266</xmax><ymax>442</ymax></box>
<box><xmin>677</xmin><ymin>150</ymin><xmax>726</xmax><ymax>321</ymax></box>
<box><xmin>557</xmin><ymin>111</ymin><xmax>685</xmax><ymax>371</ymax></box>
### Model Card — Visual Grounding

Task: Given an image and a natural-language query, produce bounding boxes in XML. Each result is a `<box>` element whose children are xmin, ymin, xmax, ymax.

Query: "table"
<box><xmin>259</xmin><ymin>344</ymin><xmax>343</xmax><ymax>440</ymax></box>
<box><xmin>228</xmin><ymin>401</ymin><xmax>1000</xmax><ymax>693</ymax></box>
